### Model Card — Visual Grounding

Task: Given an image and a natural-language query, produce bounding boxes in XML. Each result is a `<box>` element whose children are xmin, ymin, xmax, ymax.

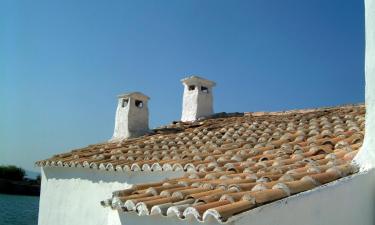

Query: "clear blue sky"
<box><xmin>0</xmin><ymin>0</ymin><xmax>365</xmax><ymax>172</ymax></box>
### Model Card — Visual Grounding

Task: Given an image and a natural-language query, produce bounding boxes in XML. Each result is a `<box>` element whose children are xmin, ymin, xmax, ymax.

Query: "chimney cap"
<box><xmin>117</xmin><ymin>92</ymin><xmax>150</xmax><ymax>101</ymax></box>
<box><xmin>181</xmin><ymin>75</ymin><xmax>216</xmax><ymax>87</ymax></box>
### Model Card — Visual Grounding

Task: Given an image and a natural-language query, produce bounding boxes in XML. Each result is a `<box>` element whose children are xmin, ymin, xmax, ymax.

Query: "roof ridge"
<box><xmin>245</xmin><ymin>103</ymin><xmax>364</xmax><ymax>117</ymax></box>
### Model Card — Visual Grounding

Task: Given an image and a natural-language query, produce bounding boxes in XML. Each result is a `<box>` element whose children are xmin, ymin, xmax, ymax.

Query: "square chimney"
<box><xmin>181</xmin><ymin>76</ymin><xmax>216</xmax><ymax>122</ymax></box>
<box><xmin>111</xmin><ymin>92</ymin><xmax>150</xmax><ymax>140</ymax></box>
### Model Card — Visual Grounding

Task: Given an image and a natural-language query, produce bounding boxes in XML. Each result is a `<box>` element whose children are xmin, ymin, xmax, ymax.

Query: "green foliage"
<box><xmin>0</xmin><ymin>165</ymin><xmax>26</xmax><ymax>181</ymax></box>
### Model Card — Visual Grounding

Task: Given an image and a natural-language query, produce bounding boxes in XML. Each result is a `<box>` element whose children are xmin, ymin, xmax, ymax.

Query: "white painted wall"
<box><xmin>117</xmin><ymin>210</ymin><xmax>213</xmax><ymax>225</ymax></box>
<box><xmin>111</xmin><ymin>170</ymin><xmax>375</xmax><ymax>225</ymax></box>
<box><xmin>112</xmin><ymin>92</ymin><xmax>150</xmax><ymax>140</ymax></box>
<box><xmin>181</xmin><ymin>76</ymin><xmax>215</xmax><ymax>122</ymax></box>
<box><xmin>38</xmin><ymin>167</ymin><xmax>183</xmax><ymax>225</ymax></box>
<box><xmin>355</xmin><ymin>0</ymin><xmax>375</xmax><ymax>170</ymax></box>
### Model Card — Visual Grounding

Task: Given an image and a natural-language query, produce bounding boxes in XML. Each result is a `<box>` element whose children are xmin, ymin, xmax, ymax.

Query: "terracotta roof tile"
<box><xmin>92</xmin><ymin>104</ymin><xmax>365</xmax><ymax>222</ymax></box>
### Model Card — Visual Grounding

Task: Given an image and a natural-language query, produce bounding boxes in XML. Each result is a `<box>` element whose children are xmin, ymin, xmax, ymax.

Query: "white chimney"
<box><xmin>181</xmin><ymin>76</ymin><xmax>216</xmax><ymax>122</ymax></box>
<box><xmin>111</xmin><ymin>92</ymin><xmax>150</xmax><ymax>140</ymax></box>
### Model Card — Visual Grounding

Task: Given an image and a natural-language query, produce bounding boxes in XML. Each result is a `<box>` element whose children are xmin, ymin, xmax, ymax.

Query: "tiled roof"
<box><xmin>96</xmin><ymin>104</ymin><xmax>365</xmax><ymax>222</ymax></box>
<box><xmin>36</xmin><ymin>105</ymin><xmax>364</xmax><ymax>174</ymax></box>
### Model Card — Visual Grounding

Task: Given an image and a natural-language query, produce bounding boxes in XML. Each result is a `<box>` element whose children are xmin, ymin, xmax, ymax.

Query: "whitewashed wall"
<box><xmin>354</xmin><ymin>0</ymin><xmax>375</xmax><ymax>169</ymax></box>
<box><xmin>38</xmin><ymin>167</ymin><xmax>183</xmax><ymax>225</ymax></box>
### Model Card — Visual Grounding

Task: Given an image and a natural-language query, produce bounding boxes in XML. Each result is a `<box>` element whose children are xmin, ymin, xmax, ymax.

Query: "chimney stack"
<box><xmin>181</xmin><ymin>76</ymin><xmax>216</xmax><ymax>122</ymax></box>
<box><xmin>111</xmin><ymin>92</ymin><xmax>150</xmax><ymax>140</ymax></box>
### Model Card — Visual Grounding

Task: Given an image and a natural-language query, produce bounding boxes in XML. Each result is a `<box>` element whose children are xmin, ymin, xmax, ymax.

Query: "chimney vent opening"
<box><xmin>135</xmin><ymin>100</ymin><xmax>144</xmax><ymax>108</ymax></box>
<box><xmin>188</xmin><ymin>85</ymin><xmax>196</xmax><ymax>91</ymax></box>
<box><xmin>122</xmin><ymin>99</ymin><xmax>129</xmax><ymax>108</ymax></box>
<box><xmin>201</xmin><ymin>86</ymin><xmax>209</xmax><ymax>93</ymax></box>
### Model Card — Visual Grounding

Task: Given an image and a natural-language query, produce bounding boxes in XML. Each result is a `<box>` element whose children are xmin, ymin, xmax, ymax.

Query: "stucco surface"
<box><xmin>118</xmin><ymin>211</ymin><xmax>215</xmax><ymax>225</ymax></box>
<box><xmin>182</xmin><ymin>87</ymin><xmax>200</xmax><ymax>122</ymax></box>
<box><xmin>38</xmin><ymin>167</ymin><xmax>183</xmax><ymax>225</ymax></box>
<box><xmin>355</xmin><ymin>0</ymin><xmax>375</xmax><ymax>169</ymax></box>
